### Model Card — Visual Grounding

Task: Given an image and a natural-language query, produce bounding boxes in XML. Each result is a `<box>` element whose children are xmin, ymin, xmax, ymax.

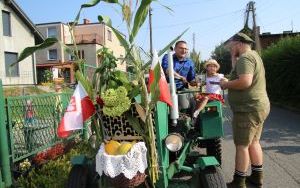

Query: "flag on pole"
<box><xmin>148</xmin><ymin>50</ymin><xmax>173</xmax><ymax>106</ymax></box>
<box><xmin>57</xmin><ymin>82</ymin><xmax>95</xmax><ymax>138</ymax></box>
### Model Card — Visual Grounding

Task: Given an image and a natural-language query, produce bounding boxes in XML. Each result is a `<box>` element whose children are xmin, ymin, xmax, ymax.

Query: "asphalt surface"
<box><xmin>221</xmin><ymin>105</ymin><xmax>300</xmax><ymax>188</ymax></box>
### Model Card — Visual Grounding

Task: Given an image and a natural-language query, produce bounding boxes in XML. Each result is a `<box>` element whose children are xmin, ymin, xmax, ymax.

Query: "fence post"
<box><xmin>82</xmin><ymin>122</ymin><xmax>89</xmax><ymax>141</ymax></box>
<box><xmin>0</xmin><ymin>80</ymin><xmax>12</xmax><ymax>187</ymax></box>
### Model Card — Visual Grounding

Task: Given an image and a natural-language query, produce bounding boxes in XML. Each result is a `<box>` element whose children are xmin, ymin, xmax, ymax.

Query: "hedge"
<box><xmin>262</xmin><ymin>35</ymin><xmax>300</xmax><ymax>109</ymax></box>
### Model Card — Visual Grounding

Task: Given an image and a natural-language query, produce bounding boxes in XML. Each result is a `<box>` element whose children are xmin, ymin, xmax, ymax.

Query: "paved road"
<box><xmin>221</xmin><ymin>105</ymin><xmax>300</xmax><ymax>188</ymax></box>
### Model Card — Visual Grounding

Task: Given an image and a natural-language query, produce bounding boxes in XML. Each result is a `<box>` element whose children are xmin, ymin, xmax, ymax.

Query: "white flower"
<box><xmin>19</xmin><ymin>159</ymin><xmax>31</xmax><ymax>172</ymax></box>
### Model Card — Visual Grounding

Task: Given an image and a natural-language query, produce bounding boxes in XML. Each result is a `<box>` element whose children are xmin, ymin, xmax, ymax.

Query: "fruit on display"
<box><xmin>105</xmin><ymin>140</ymin><xmax>121</xmax><ymax>155</ymax></box>
<box><xmin>116</xmin><ymin>142</ymin><xmax>134</xmax><ymax>155</ymax></box>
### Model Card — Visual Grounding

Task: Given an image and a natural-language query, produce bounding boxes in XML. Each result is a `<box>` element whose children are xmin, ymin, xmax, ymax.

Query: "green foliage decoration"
<box><xmin>102</xmin><ymin>86</ymin><xmax>131</xmax><ymax>117</ymax></box>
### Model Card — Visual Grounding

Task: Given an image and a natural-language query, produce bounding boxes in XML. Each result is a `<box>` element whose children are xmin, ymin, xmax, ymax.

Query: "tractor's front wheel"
<box><xmin>199</xmin><ymin>166</ymin><xmax>226</xmax><ymax>188</ymax></box>
<box><xmin>206</xmin><ymin>138</ymin><xmax>222</xmax><ymax>165</ymax></box>
<box><xmin>67</xmin><ymin>165</ymin><xmax>88</xmax><ymax>188</ymax></box>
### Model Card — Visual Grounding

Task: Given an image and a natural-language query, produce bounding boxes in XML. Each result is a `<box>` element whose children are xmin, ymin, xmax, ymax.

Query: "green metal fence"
<box><xmin>6</xmin><ymin>93</ymin><xmax>72</xmax><ymax>162</ymax></box>
<box><xmin>0</xmin><ymin>79</ymin><xmax>83</xmax><ymax>187</ymax></box>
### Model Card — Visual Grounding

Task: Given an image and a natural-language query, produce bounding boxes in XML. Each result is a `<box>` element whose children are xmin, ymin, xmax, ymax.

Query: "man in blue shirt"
<box><xmin>162</xmin><ymin>41</ymin><xmax>196</xmax><ymax>90</ymax></box>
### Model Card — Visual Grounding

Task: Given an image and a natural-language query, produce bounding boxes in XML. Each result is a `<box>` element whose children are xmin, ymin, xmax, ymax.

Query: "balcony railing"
<box><xmin>73</xmin><ymin>33</ymin><xmax>104</xmax><ymax>45</ymax></box>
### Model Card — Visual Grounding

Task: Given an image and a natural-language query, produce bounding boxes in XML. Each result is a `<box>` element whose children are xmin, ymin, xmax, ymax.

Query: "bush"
<box><xmin>262</xmin><ymin>35</ymin><xmax>300</xmax><ymax>109</ymax></box>
<box><xmin>16</xmin><ymin>141</ymin><xmax>97</xmax><ymax>188</ymax></box>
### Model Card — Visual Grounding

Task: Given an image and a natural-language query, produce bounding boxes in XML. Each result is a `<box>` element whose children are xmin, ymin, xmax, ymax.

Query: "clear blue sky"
<box><xmin>16</xmin><ymin>0</ymin><xmax>300</xmax><ymax>60</ymax></box>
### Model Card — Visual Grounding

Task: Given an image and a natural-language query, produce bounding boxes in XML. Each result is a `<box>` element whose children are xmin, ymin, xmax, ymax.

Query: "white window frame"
<box><xmin>47</xmin><ymin>27</ymin><xmax>57</xmax><ymax>38</ymax></box>
<box><xmin>69</xmin><ymin>53</ymin><xmax>76</xmax><ymax>61</ymax></box>
<box><xmin>2</xmin><ymin>10</ymin><xmax>11</xmax><ymax>36</ymax></box>
<box><xmin>69</xmin><ymin>50</ymin><xmax>85</xmax><ymax>60</ymax></box>
<box><xmin>48</xmin><ymin>49</ymin><xmax>58</xmax><ymax>60</ymax></box>
<box><xmin>5</xmin><ymin>52</ymin><xmax>19</xmax><ymax>77</ymax></box>
<box><xmin>107</xmin><ymin>30</ymin><xmax>112</xmax><ymax>41</ymax></box>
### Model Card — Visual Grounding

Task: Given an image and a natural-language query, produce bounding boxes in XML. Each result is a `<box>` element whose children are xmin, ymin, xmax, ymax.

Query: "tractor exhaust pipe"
<box><xmin>168</xmin><ymin>51</ymin><xmax>179</xmax><ymax>125</ymax></box>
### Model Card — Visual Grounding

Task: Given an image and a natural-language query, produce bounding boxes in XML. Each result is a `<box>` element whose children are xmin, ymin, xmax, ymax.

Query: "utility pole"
<box><xmin>192</xmin><ymin>33</ymin><xmax>196</xmax><ymax>52</ymax></box>
<box><xmin>149</xmin><ymin>7</ymin><xmax>153</xmax><ymax>56</ymax></box>
<box><xmin>245</xmin><ymin>1</ymin><xmax>261</xmax><ymax>53</ymax></box>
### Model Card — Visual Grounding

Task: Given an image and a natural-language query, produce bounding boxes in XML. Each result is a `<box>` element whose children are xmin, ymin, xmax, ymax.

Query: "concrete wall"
<box><xmin>74</xmin><ymin>23</ymin><xmax>126</xmax><ymax>71</ymax></box>
<box><xmin>0</xmin><ymin>1</ymin><xmax>36</xmax><ymax>85</ymax></box>
<box><xmin>74</xmin><ymin>23</ymin><xmax>104</xmax><ymax>45</ymax></box>
<box><xmin>36</xmin><ymin>23</ymin><xmax>65</xmax><ymax>64</ymax></box>
<box><xmin>63</xmin><ymin>24</ymin><xmax>72</xmax><ymax>44</ymax></box>
<box><xmin>103</xmin><ymin>25</ymin><xmax>126</xmax><ymax>71</ymax></box>
<box><xmin>35</xmin><ymin>21</ymin><xmax>126</xmax><ymax>74</ymax></box>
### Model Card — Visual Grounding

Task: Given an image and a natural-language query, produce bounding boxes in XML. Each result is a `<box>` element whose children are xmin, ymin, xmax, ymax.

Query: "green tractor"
<box><xmin>158</xmin><ymin>92</ymin><xmax>225</xmax><ymax>188</ymax></box>
<box><xmin>67</xmin><ymin>53</ymin><xmax>226</xmax><ymax>188</ymax></box>
<box><xmin>67</xmin><ymin>96</ymin><xmax>226</xmax><ymax>188</ymax></box>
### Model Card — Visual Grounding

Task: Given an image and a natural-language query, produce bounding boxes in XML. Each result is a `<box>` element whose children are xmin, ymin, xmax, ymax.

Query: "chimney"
<box><xmin>83</xmin><ymin>19</ymin><xmax>91</xmax><ymax>24</ymax></box>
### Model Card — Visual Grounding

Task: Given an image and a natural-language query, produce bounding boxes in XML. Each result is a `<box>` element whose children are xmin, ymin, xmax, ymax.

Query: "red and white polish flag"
<box><xmin>57</xmin><ymin>82</ymin><xmax>95</xmax><ymax>138</ymax></box>
<box><xmin>148</xmin><ymin>50</ymin><xmax>173</xmax><ymax>106</ymax></box>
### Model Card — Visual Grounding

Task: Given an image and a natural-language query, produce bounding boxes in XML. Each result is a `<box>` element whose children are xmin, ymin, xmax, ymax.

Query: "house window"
<box><xmin>47</xmin><ymin>27</ymin><xmax>57</xmax><ymax>38</ymax></box>
<box><xmin>69</xmin><ymin>50</ymin><xmax>84</xmax><ymax>60</ymax></box>
<box><xmin>107</xmin><ymin>30</ymin><xmax>112</xmax><ymax>41</ymax></box>
<box><xmin>2</xmin><ymin>11</ymin><xmax>11</xmax><ymax>36</ymax></box>
<box><xmin>5</xmin><ymin>52</ymin><xmax>19</xmax><ymax>77</ymax></box>
<box><xmin>69</xmin><ymin>53</ymin><xmax>76</xmax><ymax>61</ymax></box>
<box><xmin>81</xmin><ymin>50</ymin><xmax>85</xmax><ymax>59</ymax></box>
<box><xmin>48</xmin><ymin>49</ymin><xmax>58</xmax><ymax>60</ymax></box>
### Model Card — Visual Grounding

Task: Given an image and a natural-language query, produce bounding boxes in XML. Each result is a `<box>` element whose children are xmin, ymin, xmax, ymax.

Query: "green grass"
<box><xmin>4</xmin><ymin>86</ymin><xmax>47</xmax><ymax>97</ymax></box>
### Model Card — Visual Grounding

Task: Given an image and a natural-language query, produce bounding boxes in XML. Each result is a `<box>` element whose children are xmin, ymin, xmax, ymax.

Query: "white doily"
<box><xmin>96</xmin><ymin>142</ymin><xmax>148</xmax><ymax>179</ymax></box>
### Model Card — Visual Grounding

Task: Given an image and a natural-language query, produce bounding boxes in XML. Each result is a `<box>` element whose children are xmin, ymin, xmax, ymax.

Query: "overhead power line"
<box><xmin>152</xmin><ymin>8</ymin><xmax>244</xmax><ymax>29</ymax></box>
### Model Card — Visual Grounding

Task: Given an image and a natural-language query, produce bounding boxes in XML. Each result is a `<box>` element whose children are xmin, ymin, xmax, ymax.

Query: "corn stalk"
<box><xmin>14</xmin><ymin>0</ymin><xmax>188</xmax><ymax>186</ymax></box>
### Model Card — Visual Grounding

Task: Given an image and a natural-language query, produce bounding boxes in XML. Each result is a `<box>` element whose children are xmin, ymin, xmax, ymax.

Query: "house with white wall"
<box><xmin>35</xmin><ymin>19</ymin><xmax>126</xmax><ymax>84</ymax></box>
<box><xmin>0</xmin><ymin>0</ymin><xmax>44</xmax><ymax>85</ymax></box>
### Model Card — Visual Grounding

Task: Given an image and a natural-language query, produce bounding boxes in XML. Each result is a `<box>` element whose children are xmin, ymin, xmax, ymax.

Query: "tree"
<box><xmin>190</xmin><ymin>49</ymin><xmax>201</xmax><ymax>74</ymax></box>
<box><xmin>211</xmin><ymin>42</ymin><xmax>232</xmax><ymax>75</ymax></box>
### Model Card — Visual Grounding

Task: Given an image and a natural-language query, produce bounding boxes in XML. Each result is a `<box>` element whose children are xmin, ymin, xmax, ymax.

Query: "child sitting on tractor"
<box><xmin>193</xmin><ymin>59</ymin><xmax>225</xmax><ymax>118</ymax></box>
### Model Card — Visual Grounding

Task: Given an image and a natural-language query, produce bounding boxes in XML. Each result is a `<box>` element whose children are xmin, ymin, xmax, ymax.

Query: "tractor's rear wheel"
<box><xmin>199</xmin><ymin>166</ymin><xmax>226</xmax><ymax>188</ymax></box>
<box><xmin>67</xmin><ymin>165</ymin><xmax>88</xmax><ymax>188</ymax></box>
<box><xmin>206</xmin><ymin>138</ymin><xmax>222</xmax><ymax>165</ymax></box>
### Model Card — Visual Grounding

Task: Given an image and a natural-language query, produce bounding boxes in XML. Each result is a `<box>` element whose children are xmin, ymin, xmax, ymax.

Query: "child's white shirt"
<box><xmin>205</xmin><ymin>73</ymin><xmax>224</xmax><ymax>94</ymax></box>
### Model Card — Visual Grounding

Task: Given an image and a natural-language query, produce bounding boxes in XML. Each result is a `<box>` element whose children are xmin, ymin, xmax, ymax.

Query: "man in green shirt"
<box><xmin>220</xmin><ymin>32</ymin><xmax>270</xmax><ymax>188</ymax></box>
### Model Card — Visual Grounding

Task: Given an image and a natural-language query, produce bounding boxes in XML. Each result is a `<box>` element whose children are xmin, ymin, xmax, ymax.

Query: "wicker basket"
<box><xmin>105</xmin><ymin>172</ymin><xmax>146</xmax><ymax>188</ymax></box>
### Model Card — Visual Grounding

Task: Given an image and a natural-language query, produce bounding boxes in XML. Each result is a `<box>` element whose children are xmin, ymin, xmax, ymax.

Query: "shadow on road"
<box><xmin>263</xmin><ymin>145</ymin><xmax>300</xmax><ymax>155</ymax></box>
<box><xmin>222</xmin><ymin>104</ymin><xmax>300</xmax><ymax>155</ymax></box>
<box><xmin>262</xmin><ymin>127</ymin><xmax>300</xmax><ymax>144</ymax></box>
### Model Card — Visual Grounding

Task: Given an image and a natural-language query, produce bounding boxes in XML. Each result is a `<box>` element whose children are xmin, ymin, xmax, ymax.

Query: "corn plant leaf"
<box><xmin>98</xmin><ymin>15</ymin><xmax>112</xmax><ymax>26</ymax></box>
<box><xmin>129</xmin><ymin>0</ymin><xmax>152</xmax><ymax>43</ymax></box>
<box><xmin>112</xmin><ymin>70</ymin><xmax>130</xmax><ymax>85</ymax></box>
<box><xmin>157</xmin><ymin>2</ymin><xmax>173</xmax><ymax>13</ymax></box>
<box><xmin>75</xmin><ymin>70</ymin><xmax>94</xmax><ymax>99</ymax></box>
<box><xmin>158</xmin><ymin>28</ymin><xmax>189</xmax><ymax>57</ymax></box>
<box><xmin>126</xmin><ymin>113</ymin><xmax>145</xmax><ymax>137</ymax></box>
<box><xmin>129</xmin><ymin>85</ymin><xmax>141</xmax><ymax>99</ymax></box>
<box><xmin>73</xmin><ymin>8</ymin><xmax>83</xmax><ymax>25</ymax></box>
<box><xmin>12</xmin><ymin>37</ymin><xmax>58</xmax><ymax>67</ymax></box>
<box><xmin>142</xmin><ymin>28</ymin><xmax>189</xmax><ymax>70</ymax></box>
<box><xmin>81</xmin><ymin>0</ymin><xmax>101</xmax><ymax>8</ymax></box>
<box><xmin>134</xmin><ymin>102</ymin><xmax>146</xmax><ymax>122</ymax></box>
<box><xmin>74</xmin><ymin>0</ymin><xmax>119</xmax><ymax>25</ymax></box>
